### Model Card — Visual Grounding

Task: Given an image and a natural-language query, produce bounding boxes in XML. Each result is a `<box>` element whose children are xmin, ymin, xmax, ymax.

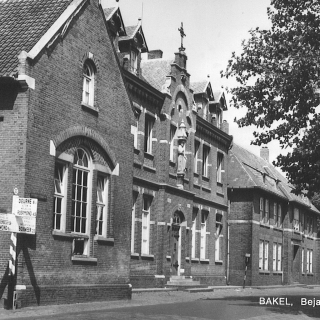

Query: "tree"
<box><xmin>222</xmin><ymin>0</ymin><xmax>320</xmax><ymax>195</ymax></box>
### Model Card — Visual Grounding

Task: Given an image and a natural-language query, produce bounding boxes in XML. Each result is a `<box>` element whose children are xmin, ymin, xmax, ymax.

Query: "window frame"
<box><xmin>82</xmin><ymin>61</ymin><xmax>95</xmax><ymax>107</ymax></box>
<box><xmin>202</xmin><ymin>144</ymin><xmax>210</xmax><ymax>177</ymax></box>
<box><xmin>95</xmin><ymin>174</ymin><xmax>109</xmax><ymax>238</ymax></box>
<box><xmin>194</xmin><ymin>140</ymin><xmax>200</xmax><ymax>173</ymax></box>
<box><xmin>215</xmin><ymin>212</ymin><xmax>223</xmax><ymax>262</ymax></box>
<box><xmin>141</xmin><ymin>196</ymin><xmax>151</xmax><ymax>255</ymax></box>
<box><xmin>272</xmin><ymin>242</ymin><xmax>282</xmax><ymax>272</ymax></box>
<box><xmin>259</xmin><ymin>240</ymin><xmax>269</xmax><ymax>271</ymax></box>
<box><xmin>169</xmin><ymin>125</ymin><xmax>176</xmax><ymax>162</ymax></box>
<box><xmin>191</xmin><ymin>210</ymin><xmax>197</xmax><ymax>259</ymax></box>
<box><xmin>53</xmin><ymin>161</ymin><xmax>68</xmax><ymax>232</ymax></box>
<box><xmin>200</xmin><ymin>210</ymin><xmax>208</xmax><ymax>259</ymax></box>
<box><xmin>131</xmin><ymin>192</ymin><xmax>138</xmax><ymax>254</ymax></box>
<box><xmin>217</xmin><ymin>152</ymin><xmax>224</xmax><ymax>183</ymax></box>
<box><xmin>144</xmin><ymin>115</ymin><xmax>154</xmax><ymax>154</ymax></box>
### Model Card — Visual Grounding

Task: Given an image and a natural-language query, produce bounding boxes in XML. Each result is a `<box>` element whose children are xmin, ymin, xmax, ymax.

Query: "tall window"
<box><xmin>194</xmin><ymin>140</ymin><xmax>200</xmax><ymax>173</ymax></box>
<box><xmin>131</xmin><ymin>193</ymin><xmax>138</xmax><ymax>253</ymax></box>
<box><xmin>259</xmin><ymin>240</ymin><xmax>269</xmax><ymax>271</ymax></box>
<box><xmin>217</xmin><ymin>153</ymin><xmax>224</xmax><ymax>183</ymax></box>
<box><xmin>273</xmin><ymin>243</ymin><xmax>282</xmax><ymax>271</ymax></box>
<box><xmin>191</xmin><ymin>210</ymin><xmax>197</xmax><ymax>258</ymax></box>
<box><xmin>200</xmin><ymin>211</ymin><xmax>208</xmax><ymax>259</ymax></box>
<box><xmin>307</xmin><ymin>249</ymin><xmax>313</xmax><ymax>273</ymax></box>
<box><xmin>293</xmin><ymin>208</ymin><xmax>300</xmax><ymax>231</ymax></box>
<box><xmin>301</xmin><ymin>248</ymin><xmax>304</xmax><ymax>273</ymax></box>
<box><xmin>141</xmin><ymin>196</ymin><xmax>151</xmax><ymax>255</ymax></box>
<box><xmin>169</xmin><ymin>125</ymin><xmax>176</xmax><ymax>161</ymax></box>
<box><xmin>215</xmin><ymin>212</ymin><xmax>223</xmax><ymax>261</ymax></box>
<box><xmin>260</xmin><ymin>197</ymin><xmax>269</xmax><ymax>224</ymax></box>
<box><xmin>96</xmin><ymin>175</ymin><xmax>109</xmax><ymax>237</ymax></box>
<box><xmin>71</xmin><ymin>148</ymin><xmax>91</xmax><ymax>255</ymax></box>
<box><xmin>53</xmin><ymin>162</ymin><xmax>68</xmax><ymax>231</ymax></box>
<box><xmin>82</xmin><ymin>62</ymin><xmax>95</xmax><ymax>106</ymax></box>
<box><xmin>202</xmin><ymin>145</ymin><xmax>210</xmax><ymax>177</ymax></box>
<box><xmin>144</xmin><ymin>115</ymin><xmax>154</xmax><ymax>153</ymax></box>
<box><xmin>130</xmin><ymin>50</ymin><xmax>138</xmax><ymax>74</ymax></box>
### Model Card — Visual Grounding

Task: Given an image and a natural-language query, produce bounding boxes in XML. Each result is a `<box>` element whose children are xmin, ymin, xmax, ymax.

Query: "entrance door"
<box><xmin>292</xmin><ymin>244</ymin><xmax>300</xmax><ymax>283</ymax></box>
<box><xmin>170</xmin><ymin>211</ymin><xmax>184</xmax><ymax>276</ymax></box>
<box><xmin>171</xmin><ymin>223</ymin><xmax>181</xmax><ymax>275</ymax></box>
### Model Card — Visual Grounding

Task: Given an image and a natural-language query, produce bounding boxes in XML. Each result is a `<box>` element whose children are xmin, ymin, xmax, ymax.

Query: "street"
<box><xmin>0</xmin><ymin>286</ymin><xmax>319</xmax><ymax>320</ymax></box>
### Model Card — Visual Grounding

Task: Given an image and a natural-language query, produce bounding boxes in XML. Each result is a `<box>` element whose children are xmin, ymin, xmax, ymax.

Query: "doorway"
<box><xmin>171</xmin><ymin>211</ymin><xmax>185</xmax><ymax>276</ymax></box>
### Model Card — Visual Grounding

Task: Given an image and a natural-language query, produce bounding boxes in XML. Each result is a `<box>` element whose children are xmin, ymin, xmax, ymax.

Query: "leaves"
<box><xmin>222</xmin><ymin>0</ymin><xmax>320</xmax><ymax>196</ymax></box>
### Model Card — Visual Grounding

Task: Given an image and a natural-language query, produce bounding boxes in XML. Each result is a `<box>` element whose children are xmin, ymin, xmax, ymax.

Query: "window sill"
<box><xmin>169</xmin><ymin>172</ymin><xmax>177</xmax><ymax>179</ymax></box>
<box><xmin>134</xmin><ymin>148</ymin><xmax>140</xmax><ymax>155</ymax></box>
<box><xmin>131</xmin><ymin>253</ymin><xmax>140</xmax><ymax>259</ymax></box>
<box><xmin>143</xmin><ymin>165</ymin><xmax>156</xmax><ymax>173</ymax></box>
<box><xmin>144</xmin><ymin>152</ymin><xmax>154</xmax><ymax>160</ymax></box>
<box><xmin>202</xmin><ymin>176</ymin><xmax>210</xmax><ymax>182</ymax></box>
<box><xmin>259</xmin><ymin>270</ymin><xmax>270</xmax><ymax>274</ymax></box>
<box><xmin>166</xmin><ymin>255</ymin><xmax>171</xmax><ymax>260</ymax></box>
<box><xmin>191</xmin><ymin>258</ymin><xmax>199</xmax><ymax>263</ymax></box>
<box><xmin>169</xmin><ymin>160</ymin><xmax>176</xmax><ymax>167</ymax></box>
<box><xmin>260</xmin><ymin>223</ymin><xmax>270</xmax><ymax>229</ymax></box>
<box><xmin>307</xmin><ymin>273</ymin><xmax>314</xmax><ymax>276</ymax></box>
<box><xmin>94</xmin><ymin>235</ymin><xmax>114</xmax><ymax>243</ymax></box>
<box><xmin>71</xmin><ymin>256</ymin><xmax>97</xmax><ymax>263</ymax></box>
<box><xmin>217</xmin><ymin>182</ymin><xmax>223</xmax><ymax>187</ymax></box>
<box><xmin>194</xmin><ymin>183</ymin><xmax>200</xmax><ymax>189</ymax></box>
<box><xmin>141</xmin><ymin>254</ymin><xmax>154</xmax><ymax>260</ymax></box>
<box><xmin>215</xmin><ymin>260</ymin><xmax>223</xmax><ymax>265</ymax></box>
<box><xmin>200</xmin><ymin>259</ymin><xmax>210</xmax><ymax>264</ymax></box>
<box><xmin>52</xmin><ymin>231</ymin><xmax>89</xmax><ymax>239</ymax></box>
<box><xmin>194</xmin><ymin>172</ymin><xmax>199</xmax><ymax>177</ymax></box>
<box><xmin>272</xmin><ymin>271</ymin><xmax>283</xmax><ymax>275</ymax></box>
<box><xmin>202</xmin><ymin>186</ymin><xmax>211</xmax><ymax>193</ymax></box>
<box><xmin>81</xmin><ymin>102</ymin><xmax>99</xmax><ymax>114</ymax></box>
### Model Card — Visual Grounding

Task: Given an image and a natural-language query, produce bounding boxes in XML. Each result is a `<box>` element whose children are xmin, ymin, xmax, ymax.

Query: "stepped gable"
<box><xmin>0</xmin><ymin>0</ymin><xmax>73</xmax><ymax>76</ymax></box>
<box><xmin>229</xmin><ymin>143</ymin><xmax>319</xmax><ymax>214</ymax></box>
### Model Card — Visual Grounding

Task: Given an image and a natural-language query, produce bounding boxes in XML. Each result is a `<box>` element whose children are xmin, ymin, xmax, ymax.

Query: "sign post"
<box><xmin>243</xmin><ymin>253</ymin><xmax>251</xmax><ymax>289</ymax></box>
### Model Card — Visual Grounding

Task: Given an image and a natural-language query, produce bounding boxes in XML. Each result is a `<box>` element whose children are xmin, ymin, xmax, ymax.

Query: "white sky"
<box><xmin>102</xmin><ymin>0</ymin><xmax>286</xmax><ymax>167</ymax></box>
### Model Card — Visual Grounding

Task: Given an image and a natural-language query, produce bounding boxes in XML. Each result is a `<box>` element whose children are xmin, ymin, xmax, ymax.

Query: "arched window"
<box><xmin>82</xmin><ymin>61</ymin><xmax>95</xmax><ymax>106</ymax></box>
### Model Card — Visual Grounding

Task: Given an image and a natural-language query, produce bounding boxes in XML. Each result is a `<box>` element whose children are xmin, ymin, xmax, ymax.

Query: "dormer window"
<box><xmin>130</xmin><ymin>50</ymin><xmax>138</xmax><ymax>74</ymax></box>
<box><xmin>82</xmin><ymin>61</ymin><xmax>95</xmax><ymax>106</ymax></box>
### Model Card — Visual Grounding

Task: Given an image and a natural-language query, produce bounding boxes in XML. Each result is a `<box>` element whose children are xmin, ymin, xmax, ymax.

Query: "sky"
<box><xmin>102</xmin><ymin>0</ymin><xmax>285</xmax><ymax>169</ymax></box>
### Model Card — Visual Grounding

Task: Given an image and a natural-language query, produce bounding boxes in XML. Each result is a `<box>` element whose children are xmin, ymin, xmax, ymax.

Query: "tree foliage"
<box><xmin>222</xmin><ymin>0</ymin><xmax>320</xmax><ymax>195</ymax></box>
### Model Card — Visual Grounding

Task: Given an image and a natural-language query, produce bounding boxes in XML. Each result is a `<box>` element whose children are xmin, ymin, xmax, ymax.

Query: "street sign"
<box><xmin>0</xmin><ymin>213</ymin><xmax>36</xmax><ymax>234</ymax></box>
<box><xmin>12</xmin><ymin>197</ymin><xmax>38</xmax><ymax>217</ymax></box>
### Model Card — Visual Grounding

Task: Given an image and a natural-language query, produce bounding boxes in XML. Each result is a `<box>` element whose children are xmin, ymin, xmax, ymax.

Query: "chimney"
<box><xmin>148</xmin><ymin>50</ymin><xmax>163</xmax><ymax>60</ymax></box>
<box><xmin>260</xmin><ymin>146</ymin><xmax>269</xmax><ymax>162</ymax></box>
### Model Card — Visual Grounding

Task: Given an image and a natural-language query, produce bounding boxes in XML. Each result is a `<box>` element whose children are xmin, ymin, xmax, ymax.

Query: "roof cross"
<box><xmin>178</xmin><ymin>22</ymin><xmax>186</xmax><ymax>52</ymax></box>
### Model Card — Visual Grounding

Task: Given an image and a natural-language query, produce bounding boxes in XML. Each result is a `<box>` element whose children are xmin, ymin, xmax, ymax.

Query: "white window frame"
<box><xmin>169</xmin><ymin>125</ymin><xmax>176</xmax><ymax>162</ymax></box>
<box><xmin>272</xmin><ymin>242</ymin><xmax>282</xmax><ymax>271</ymax></box>
<box><xmin>217</xmin><ymin>153</ymin><xmax>224</xmax><ymax>183</ymax></box>
<box><xmin>53</xmin><ymin>161</ymin><xmax>68</xmax><ymax>231</ymax></box>
<box><xmin>144</xmin><ymin>115</ymin><xmax>154</xmax><ymax>154</ymax></box>
<box><xmin>278</xmin><ymin>204</ymin><xmax>282</xmax><ymax>228</ymax></box>
<box><xmin>202</xmin><ymin>145</ymin><xmax>210</xmax><ymax>177</ymax></box>
<box><xmin>259</xmin><ymin>240</ymin><xmax>269</xmax><ymax>271</ymax></box>
<box><xmin>71</xmin><ymin>148</ymin><xmax>92</xmax><ymax>256</ymax></box>
<box><xmin>191</xmin><ymin>212</ymin><xmax>197</xmax><ymax>258</ymax></box>
<box><xmin>200</xmin><ymin>211</ymin><xmax>208</xmax><ymax>259</ymax></box>
<box><xmin>260</xmin><ymin>197</ymin><xmax>264</xmax><ymax>222</ymax></box>
<box><xmin>194</xmin><ymin>140</ymin><xmax>200</xmax><ymax>173</ymax></box>
<box><xmin>301</xmin><ymin>248</ymin><xmax>304</xmax><ymax>273</ymax></box>
<box><xmin>82</xmin><ymin>62</ymin><xmax>95</xmax><ymax>106</ymax></box>
<box><xmin>95</xmin><ymin>175</ymin><xmax>109</xmax><ymax>238</ymax></box>
<box><xmin>141</xmin><ymin>196</ymin><xmax>151</xmax><ymax>255</ymax></box>
<box><xmin>307</xmin><ymin>249</ymin><xmax>313</xmax><ymax>273</ymax></box>
<box><xmin>293</xmin><ymin>208</ymin><xmax>300</xmax><ymax>231</ymax></box>
<box><xmin>215</xmin><ymin>212</ymin><xmax>223</xmax><ymax>261</ymax></box>
<box><xmin>264</xmin><ymin>199</ymin><xmax>269</xmax><ymax>224</ymax></box>
<box><xmin>131</xmin><ymin>193</ymin><xmax>138</xmax><ymax>253</ymax></box>
<box><xmin>131</xmin><ymin>50</ymin><xmax>138</xmax><ymax>74</ymax></box>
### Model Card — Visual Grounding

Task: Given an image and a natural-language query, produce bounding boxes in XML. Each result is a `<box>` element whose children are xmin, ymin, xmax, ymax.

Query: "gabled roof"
<box><xmin>141</xmin><ymin>58</ymin><xmax>173</xmax><ymax>91</ymax></box>
<box><xmin>119</xmin><ymin>23</ymin><xmax>148</xmax><ymax>52</ymax></box>
<box><xmin>0</xmin><ymin>0</ymin><xmax>73</xmax><ymax>77</ymax></box>
<box><xmin>102</xmin><ymin>6</ymin><xmax>126</xmax><ymax>36</ymax></box>
<box><xmin>212</xmin><ymin>89</ymin><xmax>228</xmax><ymax>110</ymax></box>
<box><xmin>190</xmin><ymin>81</ymin><xmax>208</xmax><ymax>94</ymax></box>
<box><xmin>229</xmin><ymin>143</ymin><xmax>319</xmax><ymax>213</ymax></box>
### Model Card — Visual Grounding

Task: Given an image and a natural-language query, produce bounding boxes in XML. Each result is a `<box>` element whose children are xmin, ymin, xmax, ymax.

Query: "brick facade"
<box><xmin>0</xmin><ymin>0</ymin><xmax>133</xmax><ymax>308</ymax></box>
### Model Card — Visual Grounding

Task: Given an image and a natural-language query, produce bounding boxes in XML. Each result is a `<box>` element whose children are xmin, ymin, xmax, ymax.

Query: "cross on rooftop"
<box><xmin>178</xmin><ymin>22</ymin><xmax>186</xmax><ymax>52</ymax></box>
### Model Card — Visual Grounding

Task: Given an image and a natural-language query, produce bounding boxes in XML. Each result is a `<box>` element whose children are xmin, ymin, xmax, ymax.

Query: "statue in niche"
<box><xmin>177</xmin><ymin>120</ymin><xmax>187</xmax><ymax>175</ymax></box>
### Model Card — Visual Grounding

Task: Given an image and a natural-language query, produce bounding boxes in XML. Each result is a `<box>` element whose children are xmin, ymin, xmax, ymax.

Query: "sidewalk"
<box><xmin>0</xmin><ymin>285</ymin><xmax>318</xmax><ymax>319</ymax></box>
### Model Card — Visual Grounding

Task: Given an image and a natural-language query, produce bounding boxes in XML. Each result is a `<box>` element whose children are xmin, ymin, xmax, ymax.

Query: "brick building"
<box><xmin>228</xmin><ymin>144</ymin><xmax>320</xmax><ymax>286</ymax></box>
<box><xmin>0</xmin><ymin>0</ymin><xmax>134</xmax><ymax>307</ymax></box>
<box><xmin>108</xmin><ymin>6</ymin><xmax>233</xmax><ymax>287</ymax></box>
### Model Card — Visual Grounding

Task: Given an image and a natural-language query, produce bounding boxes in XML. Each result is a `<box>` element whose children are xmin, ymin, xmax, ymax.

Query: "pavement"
<box><xmin>0</xmin><ymin>285</ymin><xmax>318</xmax><ymax>320</ymax></box>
